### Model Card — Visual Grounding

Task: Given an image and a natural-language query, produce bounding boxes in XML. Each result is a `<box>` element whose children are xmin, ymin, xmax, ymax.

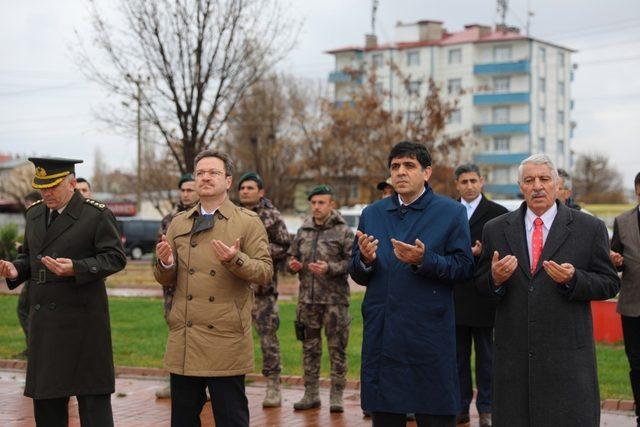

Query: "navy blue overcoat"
<box><xmin>349</xmin><ymin>186</ymin><xmax>474</xmax><ymax>414</ymax></box>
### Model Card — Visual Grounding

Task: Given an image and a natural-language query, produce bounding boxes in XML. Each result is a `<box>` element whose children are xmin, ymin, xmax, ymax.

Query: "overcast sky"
<box><xmin>0</xmin><ymin>0</ymin><xmax>638</xmax><ymax>189</ymax></box>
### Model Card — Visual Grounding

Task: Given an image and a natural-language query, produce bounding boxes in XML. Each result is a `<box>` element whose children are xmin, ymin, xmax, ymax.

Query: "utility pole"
<box><xmin>126</xmin><ymin>73</ymin><xmax>145</xmax><ymax>215</ymax></box>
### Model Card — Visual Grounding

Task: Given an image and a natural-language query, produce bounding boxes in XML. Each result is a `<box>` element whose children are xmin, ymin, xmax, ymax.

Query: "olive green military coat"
<box><xmin>7</xmin><ymin>191</ymin><xmax>126</xmax><ymax>399</ymax></box>
<box><xmin>154</xmin><ymin>198</ymin><xmax>272</xmax><ymax>376</ymax></box>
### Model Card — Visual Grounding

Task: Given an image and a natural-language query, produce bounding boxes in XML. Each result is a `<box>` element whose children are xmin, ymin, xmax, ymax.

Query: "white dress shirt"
<box><xmin>461</xmin><ymin>194</ymin><xmax>482</xmax><ymax>220</ymax></box>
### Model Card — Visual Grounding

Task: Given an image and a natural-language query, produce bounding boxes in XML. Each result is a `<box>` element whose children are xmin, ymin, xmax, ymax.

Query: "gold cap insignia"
<box><xmin>35</xmin><ymin>167</ymin><xmax>47</xmax><ymax>178</ymax></box>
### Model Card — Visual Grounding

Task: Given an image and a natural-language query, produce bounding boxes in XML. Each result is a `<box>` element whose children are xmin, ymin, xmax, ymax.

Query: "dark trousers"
<box><xmin>455</xmin><ymin>325</ymin><xmax>493</xmax><ymax>414</ymax></box>
<box><xmin>33</xmin><ymin>394</ymin><xmax>113</xmax><ymax>427</ymax></box>
<box><xmin>622</xmin><ymin>315</ymin><xmax>640</xmax><ymax>420</ymax></box>
<box><xmin>170</xmin><ymin>373</ymin><xmax>248</xmax><ymax>427</ymax></box>
<box><xmin>372</xmin><ymin>411</ymin><xmax>455</xmax><ymax>427</ymax></box>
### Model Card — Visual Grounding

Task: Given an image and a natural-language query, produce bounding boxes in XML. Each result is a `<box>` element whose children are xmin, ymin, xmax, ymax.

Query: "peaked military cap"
<box><xmin>307</xmin><ymin>184</ymin><xmax>333</xmax><ymax>200</ymax></box>
<box><xmin>178</xmin><ymin>173</ymin><xmax>194</xmax><ymax>188</ymax></box>
<box><xmin>237</xmin><ymin>171</ymin><xmax>264</xmax><ymax>189</ymax></box>
<box><xmin>28</xmin><ymin>157</ymin><xmax>83</xmax><ymax>189</ymax></box>
<box><xmin>376</xmin><ymin>177</ymin><xmax>392</xmax><ymax>190</ymax></box>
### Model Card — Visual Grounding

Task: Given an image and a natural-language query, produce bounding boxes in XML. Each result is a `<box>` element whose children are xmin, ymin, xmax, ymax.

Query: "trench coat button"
<box><xmin>48</xmin><ymin>302</ymin><xmax>56</xmax><ymax>310</ymax></box>
<box><xmin>209</xmin><ymin>270</ymin><xmax>216</xmax><ymax>277</ymax></box>
<box><xmin>189</xmin><ymin>268</ymin><xmax>195</xmax><ymax>275</ymax></box>
<box><xmin>36</xmin><ymin>254</ymin><xmax>42</xmax><ymax>260</ymax></box>
<box><xmin>34</xmin><ymin>304</ymin><xmax>41</xmax><ymax>311</ymax></box>
<box><xmin>207</xmin><ymin>324</ymin><xmax>213</xmax><ymax>329</ymax></box>
<box><xmin>187</xmin><ymin>294</ymin><xmax>193</xmax><ymax>301</ymax></box>
<box><xmin>209</xmin><ymin>296</ymin><xmax>215</xmax><ymax>302</ymax></box>
<box><xmin>186</xmin><ymin>320</ymin><xmax>193</xmax><ymax>327</ymax></box>
<box><xmin>529</xmin><ymin>351</ymin><xmax>534</xmax><ymax>358</ymax></box>
<box><xmin>528</xmin><ymin>286</ymin><xmax>534</xmax><ymax>292</ymax></box>
<box><xmin>235</xmin><ymin>258</ymin><xmax>244</xmax><ymax>266</ymax></box>
<box><xmin>90</xmin><ymin>266</ymin><xmax>98</xmax><ymax>273</ymax></box>
<box><xmin>191</xmin><ymin>242</ymin><xmax>197</xmax><ymax>248</ymax></box>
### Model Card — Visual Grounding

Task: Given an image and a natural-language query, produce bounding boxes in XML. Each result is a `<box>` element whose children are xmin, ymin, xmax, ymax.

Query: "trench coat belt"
<box><xmin>31</xmin><ymin>269</ymin><xmax>76</xmax><ymax>284</ymax></box>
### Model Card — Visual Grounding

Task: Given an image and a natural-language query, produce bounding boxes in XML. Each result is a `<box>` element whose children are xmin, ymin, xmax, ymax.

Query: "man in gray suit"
<box><xmin>610</xmin><ymin>171</ymin><xmax>640</xmax><ymax>427</ymax></box>
<box><xmin>475</xmin><ymin>154</ymin><xmax>620</xmax><ymax>427</ymax></box>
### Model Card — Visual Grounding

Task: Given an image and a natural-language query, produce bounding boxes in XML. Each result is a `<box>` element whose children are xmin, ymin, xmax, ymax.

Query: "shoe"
<box><xmin>262</xmin><ymin>375</ymin><xmax>282</xmax><ymax>408</ymax></box>
<box><xmin>293</xmin><ymin>384</ymin><xmax>321</xmax><ymax>410</ymax></box>
<box><xmin>456</xmin><ymin>413</ymin><xmax>470</xmax><ymax>425</ymax></box>
<box><xmin>406</xmin><ymin>413</ymin><xmax>416</xmax><ymax>421</ymax></box>
<box><xmin>155</xmin><ymin>385</ymin><xmax>171</xmax><ymax>399</ymax></box>
<box><xmin>479</xmin><ymin>412</ymin><xmax>492</xmax><ymax>427</ymax></box>
<box><xmin>329</xmin><ymin>383</ymin><xmax>344</xmax><ymax>413</ymax></box>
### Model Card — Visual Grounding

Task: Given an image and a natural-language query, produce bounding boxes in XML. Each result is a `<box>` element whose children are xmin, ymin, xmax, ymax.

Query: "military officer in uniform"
<box><xmin>0</xmin><ymin>157</ymin><xmax>127</xmax><ymax>426</ymax></box>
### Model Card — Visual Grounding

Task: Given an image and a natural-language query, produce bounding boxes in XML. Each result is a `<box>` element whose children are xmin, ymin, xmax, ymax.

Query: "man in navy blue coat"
<box><xmin>349</xmin><ymin>141</ymin><xmax>474</xmax><ymax>427</ymax></box>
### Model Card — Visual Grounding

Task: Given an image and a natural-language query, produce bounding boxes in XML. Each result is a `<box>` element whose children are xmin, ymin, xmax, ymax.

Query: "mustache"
<box><xmin>531</xmin><ymin>190</ymin><xmax>547</xmax><ymax>197</ymax></box>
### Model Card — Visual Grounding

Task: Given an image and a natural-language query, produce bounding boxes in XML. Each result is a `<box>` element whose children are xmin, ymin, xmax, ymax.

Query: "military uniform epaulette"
<box><xmin>25</xmin><ymin>199</ymin><xmax>43</xmax><ymax>211</ymax></box>
<box><xmin>84</xmin><ymin>198</ymin><xmax>106</xmax><ymax>210</ymax></box>
<box><xmin>238</xmin><ymin>207</ymin><xmax>258</xmax><ymax>217</ymax></box>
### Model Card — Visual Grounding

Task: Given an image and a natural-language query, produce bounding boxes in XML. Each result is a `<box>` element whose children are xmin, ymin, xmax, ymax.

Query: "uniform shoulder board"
<box><xmin>84</xmin><ymin>198</ymin><xmax>107</xmax><ymax>211</ymax></box>
<box><xmin>238</xmin><ymin>207</ymin><xmax>258</xmax><ymax>217</ymax></box>
<box><xmin>25</xmin><ymin>199</ymin><xmax>43</xmax><ymax>211</ymax></box>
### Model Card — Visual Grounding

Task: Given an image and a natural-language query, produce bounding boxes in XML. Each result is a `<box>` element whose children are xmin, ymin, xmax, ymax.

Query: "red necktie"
<box><xmin>531</xmin><ymin>217</ymin><xmax>544</xmax><ymax>273</ymax></box>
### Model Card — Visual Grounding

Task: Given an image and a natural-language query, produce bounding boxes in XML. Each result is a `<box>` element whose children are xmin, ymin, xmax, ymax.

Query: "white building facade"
<box><xmin>327</xmin><ymin>21</ymin><xmax>574</xmax><ymax>197</ymax></box>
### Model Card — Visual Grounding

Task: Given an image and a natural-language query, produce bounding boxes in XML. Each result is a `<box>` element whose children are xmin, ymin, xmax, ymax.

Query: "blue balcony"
<box><xmin>473</xmin><ymin>60</ymin><xmax>530</xmax><ymax>75</ymax></box>
<box><xmin>474</xmin><ymin>152</ymin><xmax>530</xmax><ymax>165</ymax></box>
<box><xmin>474</xmin><ymin>123</ymin><xmax>530</xmax><ymax>135</ymax></box>
<box><xmin>484</xmin><ymin>184</ymin><xmax>521</xmax><ymax>197</ymax></box>
<box><xmin>473</xmin><ymin>92</ymin><xmax>530</xmax><ymax>106</ymax></box>
<box><xmin>328</xmin><ymin>70</ymin><xmax>363</xmax><ymax>84</ymax></box>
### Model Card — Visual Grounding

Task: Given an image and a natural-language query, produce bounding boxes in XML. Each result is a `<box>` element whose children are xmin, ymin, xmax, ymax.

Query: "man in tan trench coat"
<box><xmin>155</xmin><ymin>149</ymin><xmax>272</xmax><ymax>427</ymax></box>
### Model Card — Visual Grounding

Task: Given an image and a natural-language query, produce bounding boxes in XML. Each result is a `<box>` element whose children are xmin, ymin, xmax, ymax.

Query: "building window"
<box><xmin>558</xmin><ymin>139</ymin><xmax>565</xmax><ymax>154</ymax></box>
<box><xmin>448</xmin><ymin>108</ymin><xmax>462</xmax><ymax>124</ymax></box>
<box><xmin>493</xmin><ymin>136</ymin><xmax>510</xmax><ymax>152</ymax></box>
<box><xmin>539</xmin><ymin>137</ymin><xmax>546</xmax><ymax>152</ymax></box>
<box><xmin>558</xmin><ymin>81</ymin><xmax>565</xmax><ymax>97</ymax></box>
<box><xmin>447</xmin><ymin>78</ymin><xmax>462</xmax><ymax>95</ymax></box>
<box><xmin>539</xmin><ymin>77</ymin><xmax>546</xmax><ymax>93</ymax></box>
<box><xmin>493</xmin><ymin>106</ymin><xmax>510</xmax><ymax>124</ymax></box>
<box><xmin>407</xmin><ymin>51</ymin><xmax>420</xmax><ymax>66</ymax></box>
<box><xmin>538</xmin><ymin>107</ymin><xmax>546</xmax><ymax>123</ymax></box>
<box><xmin>558</xmin><ymin>52</ymin><xmax>565</xmax><ymax>68</ymax></box>
<box><xmin>406</xmin><ymin>81</ymin><xmax>421</xmax><ymax>96</ymax></box>
<box><xmin>406</xmin><ymin>110</ymin><xmax>421</xmax><ymax>123</ymax></box>
<box><xmin>493</xmin><ymin>45</ymin><xmax>512</xmax><ymax>62</ymax></box>
<box><xmin>539</xmin><ymin>46</ymin><xmax>546</xmax><ymax>63</ymax></box>
<box><xmin>448</xmin><ymin>48</ymin><xmax>462</xmax><ymax>64</ymax></box>
<box><xmin>558</xmin><ymin>110</ymin><xmax>565</xmax><ymax>124</ymax></box>
<box><xmin>493</xmin><ymin>76</ymin><xmax>510</xmax><ymax>93</ymax></box>
<box><xmin>372</xmin><ymin>53</ymin><xmax>383</xmax><ymax>67</ymax></box>
<box><xmin>493</xmin><ymin>167</ymin><xmax>510</xmax><ymax>184</ymax></box>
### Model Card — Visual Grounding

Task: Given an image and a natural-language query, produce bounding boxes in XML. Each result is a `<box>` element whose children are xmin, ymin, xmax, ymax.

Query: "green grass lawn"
<box><xmin>0</xmin><ymin>294</ymin><xmax>632</xmax><ymax>399</ymax></box>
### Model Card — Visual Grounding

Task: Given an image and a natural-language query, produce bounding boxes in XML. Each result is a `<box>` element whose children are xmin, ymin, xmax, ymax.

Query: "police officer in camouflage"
<box><xmin>288</xmin><ymin>185</ymin><xmax>354</xmax><ymax>413</ymax></box>
<box><xmin>155</xmin><ymin>173</ymin><xmax>199</xmax><ymax>399</ymax></box>
<box><xmin>237</xmin><ymin>172</ymin><xmax>290</xmax><ymax>407</ymax></box>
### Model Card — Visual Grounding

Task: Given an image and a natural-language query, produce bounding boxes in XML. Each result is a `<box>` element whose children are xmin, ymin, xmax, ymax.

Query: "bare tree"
<box><xmin>572</xmin><ymin>151</ymin><xmax>626</xmax><ymax>203</ymax></box>
<box><xmin>0</xmin><ymin>161</ymin><xmax>35</xmax><ymax>213</ymax></box>
<box><xmin>77</xmin><ymin>0</ymin><xmax>298</xmax><ymax>173</ymax></box>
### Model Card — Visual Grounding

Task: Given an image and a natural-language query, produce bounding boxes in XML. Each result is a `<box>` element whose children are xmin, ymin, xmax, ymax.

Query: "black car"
<box><xmin>116</xmin><ymin>217</ymin><xmax>162</xmax><ymax>260</ymax></box>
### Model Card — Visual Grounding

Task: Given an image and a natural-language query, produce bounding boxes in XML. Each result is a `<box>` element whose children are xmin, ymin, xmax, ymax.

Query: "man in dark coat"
<box><xmin>350</xmin><ymin>141</ymin><xmax>474</xmax><ymax>427</ymax></box>
<box><xmin>0</xmin><ymin>157</ymin><xmax>126</xmax><ymax>426</ymax></box>
<box><xmin>474</xmin><ymin>154</ymin><xmax>620</xmax><ymax>427</ymax></box>
<box><xmin>453</xmin><ymin>164</ymin><xmax>507</xmax><ymax>427</ymax></box>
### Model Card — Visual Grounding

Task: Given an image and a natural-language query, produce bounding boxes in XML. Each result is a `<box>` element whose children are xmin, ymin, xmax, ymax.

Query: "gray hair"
<box><xmin>557</xmin><ymin>168</ymin><xmax>572</xmax><ymax>190</ymax></box>
<box><xmin>517</xmin><ymin>153</ymin><xmax>558</xmax><ymax>183</ymax></box>
<box><xmin>193</xmin><ymin>149</ymin><xmax>234</xmax><ymax>176</ymax></box>
<box><xmin>454</xmin><ymin>163</ymin><xmax>481</xmax><ymax>180</ymax></box>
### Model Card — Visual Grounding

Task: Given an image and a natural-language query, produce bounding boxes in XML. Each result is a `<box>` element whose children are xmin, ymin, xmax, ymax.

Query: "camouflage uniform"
<box><xmin>247</xmin><ymin>197</ymin><xmax>290</xmax><ymax>377</ymax></box>
<box><xmin>157</xmin><ymin>202</ymin><xmax>193</xmax><ymax>321</ymax></box>
<box><xmin>288</xmin><ymin>210</ymin><xmax>354</xmax><ymax>392</ymax></box>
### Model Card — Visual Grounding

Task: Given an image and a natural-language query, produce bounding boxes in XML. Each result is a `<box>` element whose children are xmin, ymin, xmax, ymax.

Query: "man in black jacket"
<box><xmin>0</xmin><ymin>157</ymin><xmax>126</xmax><ymax>426</ymax></box>
<box><xmin>453</xmin><ymin>164</ymin><xmax>508</xmax><ymax>427</ymax></box>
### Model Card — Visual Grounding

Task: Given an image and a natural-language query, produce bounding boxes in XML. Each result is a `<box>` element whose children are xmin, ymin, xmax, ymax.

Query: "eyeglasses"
<box><xmin>195</xmin><ymin>169</ymin><xmax>226</xmax><ymax>178</ymax></box>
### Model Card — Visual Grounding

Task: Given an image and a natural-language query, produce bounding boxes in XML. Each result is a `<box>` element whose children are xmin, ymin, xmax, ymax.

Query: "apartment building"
<box><xmin>326</xmin><ymin>20</ymin><xmax>574</xmax><ymax>197</ymax></box>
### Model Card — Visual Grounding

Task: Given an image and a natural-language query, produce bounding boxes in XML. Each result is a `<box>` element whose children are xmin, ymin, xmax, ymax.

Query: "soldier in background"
<box><xmin>288</xmin><ymin>185</ymin><xmax>354</xmax><ymax>413</ymax></box>
<box><xmin>557</xmin><ymin>168</ymin><xmax>581</xmax><ymax>210</ymax></box>
<box><xmin>376</xmin><ymin>177</ymin><xmax>394</xmax><ymax>199</ymax></box>
<box><xmin>155</xmin><ymin>173</ymin><xmax>199</xmax><ymax>399</ymax></box>
<box><xmin>237</xmin><ymin>172</ymin><xmax>290</xmax><ymax>407</ymax></box>
<box><xmin>76</xmin><ymin>177</ymin><xmax>93</xmax><ymax>199</ymax></box>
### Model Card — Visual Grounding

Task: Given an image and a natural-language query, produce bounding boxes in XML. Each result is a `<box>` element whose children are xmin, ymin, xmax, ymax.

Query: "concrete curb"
<box><xmin>0</xmin><ymin>359</ymin><xmax>360</xmax><ymax>391</ymax></box>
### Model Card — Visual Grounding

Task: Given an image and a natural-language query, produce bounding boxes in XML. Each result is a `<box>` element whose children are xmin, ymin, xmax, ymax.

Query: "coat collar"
<box><xmin>468</xmin><ymin>194</ymin><xmax>489</xmax><ymax>227</ymax></box>
<box><xmin>39</xmin><ymin>191</ymin><xmax>84</xmax><ymax>252</ymax></box>
<box><xmin>386</xmin><ymin>184</ymin><xmax>433</xmax><ymax>211</ymax></box>
<box><xmin>183</xmin><ymin>197</ymin><xmax>235</xmax><ymax>235</ymax></box>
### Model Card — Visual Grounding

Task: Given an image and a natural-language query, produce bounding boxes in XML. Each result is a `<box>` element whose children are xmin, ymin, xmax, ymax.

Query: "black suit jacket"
<box><xmin>454</xmin><ymin>194</ymin><xmax>508</xmax><ymax>327</ymax></box>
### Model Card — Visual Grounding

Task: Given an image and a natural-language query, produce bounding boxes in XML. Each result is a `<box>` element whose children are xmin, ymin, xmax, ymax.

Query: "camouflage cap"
<box><xmin>238</xmin><ymin>171</ymin><xmax>264</xmax><ymax>189</ymax></box>
<box><xmin>28</xmin><ymin>157</ymin><xmax>83</xmax><ymax>189</ymax></box>
<box><xmin>178</xmin><ymin>173</ymin><xmax>194</xmax><ymax>188</ymax></box>
<box><xmin>307</xmin><ymin>184</ymin><xmax>333</xmax><ymax>200</ymax></box>
<box><xmin>376</xmin><ymin>177</ymin><xmax>392</xmax><ymax>190</ymax></box>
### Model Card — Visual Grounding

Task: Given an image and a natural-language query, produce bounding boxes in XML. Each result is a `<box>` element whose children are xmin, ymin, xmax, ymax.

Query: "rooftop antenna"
<box><xmin>497</xmin><ymin>0</ymin><xmax>508</xmax><ymax>30</ymax></box>
<box><xmin>371</xmin><ymin>0</ymin><xmax>379</xmax><ymax>35</ymax></box>
<box><xmin>526</xmin><ymin>0</ymin><xmax>535</xmax><ymax>36</ymax></box>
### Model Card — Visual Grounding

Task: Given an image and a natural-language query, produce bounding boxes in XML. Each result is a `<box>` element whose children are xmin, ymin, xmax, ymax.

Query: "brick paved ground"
<box><xmin>0</xmin><ymin>369</ymin><xmax>636</xmax><ymax>426</ymax></box>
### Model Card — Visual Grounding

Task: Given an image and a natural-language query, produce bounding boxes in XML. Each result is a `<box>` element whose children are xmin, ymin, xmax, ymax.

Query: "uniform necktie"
<box><xmin>531</xmin><ymin>217</ymin><xmax>543</xmax><ymax>273</ymax></box>
<box><xmin>47</xmin><ymin>210</ymin><xmax>59</xmax><ymax>228</ymax></box>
